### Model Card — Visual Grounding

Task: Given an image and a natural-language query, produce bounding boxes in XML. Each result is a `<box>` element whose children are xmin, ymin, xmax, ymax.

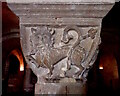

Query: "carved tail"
<box><xmin>62</xmin><ymin>25</ymin><xmax>82</xmax><ymax>49</ymax></box>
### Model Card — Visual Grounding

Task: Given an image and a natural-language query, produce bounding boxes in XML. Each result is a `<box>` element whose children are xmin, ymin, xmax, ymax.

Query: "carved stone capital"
<box><xmin>7</xmin><ymin>0</ymin><xmax>115</xmax><ymax>95</ymax></box>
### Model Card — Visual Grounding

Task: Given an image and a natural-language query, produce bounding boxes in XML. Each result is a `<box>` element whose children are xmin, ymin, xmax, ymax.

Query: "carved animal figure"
<box><xmin>61</xmin><ymin>26</ymin><xmax>85</xmax><ymax>76</ymax></box>
<box><xmin>27</xmin><ymin>27</ymin><xmax>72</xmax><ymax>75</ymax></box>
<box><xmin>61</xmin><ymin>26</ymin><xmax>98</xmax><ymax>76</ymax></box>
<box><xmin>26</xmin><ymin>26</ymin><xmax>97</xmax><ymax>78</ymax></box>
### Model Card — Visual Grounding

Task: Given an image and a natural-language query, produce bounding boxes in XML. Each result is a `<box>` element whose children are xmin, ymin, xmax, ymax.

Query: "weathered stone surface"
<box><xmin>7</xmin><ymin>0</ymin><xmax>115</xmax><ymax>95</ymax></box>
<box><xmin>23</xmin><ymin>26</ymin><xmax>100</xmax><ymax>81</ymax></box>
<box><xmin>35</xmin><ymin>83</ymin><xmax>87</xmax><ymax>94</ymax></box>
<box><xmin>6</xmin><ymin>0</ymin><xmax>115</xmax><ymax>3</ymax></box>
<box><xmin>59</xmin><ymin>78</ymin><xmax>76</xmax><ymax>83</ymax></box>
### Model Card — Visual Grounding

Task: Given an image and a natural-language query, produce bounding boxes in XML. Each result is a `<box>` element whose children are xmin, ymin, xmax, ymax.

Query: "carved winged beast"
<box><xmin>26</xmin><ymin>26</ymin><xmax>97</xmax><ymax>78</ymax></box>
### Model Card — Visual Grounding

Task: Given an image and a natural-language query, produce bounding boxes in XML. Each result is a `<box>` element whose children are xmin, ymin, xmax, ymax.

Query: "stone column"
<box><xmin>23</xmin><ymin>64</ymin><xmax>33</xmax><ymax>93</ymax></box>
<box><xmin>7</xmin><ymin>0</ymin><xmax>115</xmax><ymax>95</ymax></box>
